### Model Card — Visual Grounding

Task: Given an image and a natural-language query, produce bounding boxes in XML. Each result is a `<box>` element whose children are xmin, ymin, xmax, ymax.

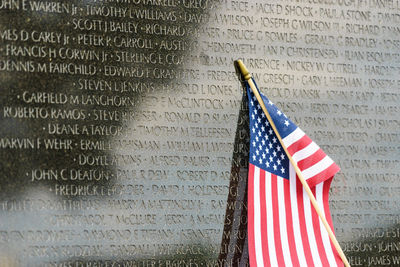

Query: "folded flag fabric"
<box><xmin>246</xmin><ymin>78</ymin><xmax>343</xmax><ymax>267</ymax></box>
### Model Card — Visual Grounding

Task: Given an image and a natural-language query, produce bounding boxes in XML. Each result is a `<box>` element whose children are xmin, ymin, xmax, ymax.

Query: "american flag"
<box><xmin>246</xmin><ymin>79</ymin><xmax>344</xmax><ymax>267</ymax></box>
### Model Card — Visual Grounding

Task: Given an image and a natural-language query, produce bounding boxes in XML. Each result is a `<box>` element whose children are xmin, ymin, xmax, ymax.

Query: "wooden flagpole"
<box><xmin>236</xmin><ymin>60</ymin><xmax>350</xmax><ymax>267</ymax></box>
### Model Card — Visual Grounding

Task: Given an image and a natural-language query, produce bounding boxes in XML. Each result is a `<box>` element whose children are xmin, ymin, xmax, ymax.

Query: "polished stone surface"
<box><xmin>0</xmin><ymin>0</ymin><xmax>399</xmax><ymax>266</ymax></box>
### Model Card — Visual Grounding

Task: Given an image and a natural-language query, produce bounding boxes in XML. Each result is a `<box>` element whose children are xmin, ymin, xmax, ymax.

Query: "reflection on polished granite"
<box><xmin>0</xmin><ymin>0</ymin><xmax>399</xmax><ymax>266</ymax></box>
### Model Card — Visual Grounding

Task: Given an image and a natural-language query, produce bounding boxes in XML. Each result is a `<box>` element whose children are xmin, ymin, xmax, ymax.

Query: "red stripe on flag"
<box><xmin>287</xmin><ymin>134</ymin><xmax>312</xmax><ymax>156</ymax></box>
<box><xmin>284</xmin><ymin>179</ymin><xmax>300</xmax><ymax>267</ymax></box>
<box><xmin>311</xmin><ymin>186</ymin><xmax>330</xmax><ymax>266</ymax></box>
<box><xmin>271</xmin><ymin>174</ymin><xmax>285</xmax><ymax>266</ymax></box>
<box><xmin>247</xmin><ymin>164</ymin><xmax>257</xmax><ymax>267</ymax></box>
<box><xmin>323</xmin><ymin>178</ymin><xmax>344</xmax><ymax>267</ymax></box>
<box><xmin>297</xmin><ymin>149</ymin><xmax>326</xmax><ymax>171</ymax></box>
<box><xmin>296</xmin><ymin>176</ymin><xmax>315</xmax><ymax>267</ymax></box>
<box><xmin>306</xmin><ymin>163</ymin><xmax>341</xmax><ymax>188</ymax></box>
<box><xmin>259</xmin><ymin>169</ymin><xmax>270</xmax><ymax>266</ymax></box>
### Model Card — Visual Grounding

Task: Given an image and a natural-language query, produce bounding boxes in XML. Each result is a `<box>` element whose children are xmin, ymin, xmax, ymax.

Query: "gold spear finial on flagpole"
<box><xmin>236</xmin><ymin>60</ymin><xmax>252</xmax><ymax>80</ymax></box>
<box><xmin>236</xmin><ymin>59</ymin><xmax>350</xmax><ymax>267</ymax></box>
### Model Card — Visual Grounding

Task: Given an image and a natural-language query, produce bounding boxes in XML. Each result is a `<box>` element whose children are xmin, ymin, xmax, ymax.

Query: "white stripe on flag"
<box><xmin>253</xmin><ymin>167</ymin><xmax>264</xmax><ymax>266</ymax></box>
<box><xmin>316</xmin><ymin>183</ymin><xmax>338</xmax><ymax>267</ymax></box>
<box><xmin>292</xmin><ymin>141</ymin><xmax>320</xmax><ymax>163</ymax></box>
<box><xmin>303</xmin><ymin>187</ymin><xmax>323</xmax><ymax>266</ymax></box>
<box><xmin>290</xmin><ymin>165</ymin><xmax>308</xmax><ymax>266</ymax></box>
<box><xmin>278</xmin><ymin>177</ymin><xmax>293</xmax><ymax>267</ymax></box>
<box><xmin>302</xmin><ymin>156</ymin><xmax>334</xmax><ymax>180</ymax></box>
<box><xmin>266</xmin><ymin>171</ymin><xmax>278</xmax><ymax>267</ymax></box>
<box><xmin>282</xmin><ymin>127</ymin><xmax>305</xmax><ymax>148</ymax></box>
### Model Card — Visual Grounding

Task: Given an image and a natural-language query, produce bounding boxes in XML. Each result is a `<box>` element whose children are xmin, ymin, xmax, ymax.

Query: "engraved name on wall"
<box><xmin>0</xmin><ymin>0</ymin><xmax>399</xmax><ymax>266</ymax></box>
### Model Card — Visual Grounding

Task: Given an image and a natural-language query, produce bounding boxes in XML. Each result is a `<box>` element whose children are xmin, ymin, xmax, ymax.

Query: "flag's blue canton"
<box><xmin>247</xmin><ymin>79</ymin><xmax>296</xmax><ymax>179</ymax></box>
